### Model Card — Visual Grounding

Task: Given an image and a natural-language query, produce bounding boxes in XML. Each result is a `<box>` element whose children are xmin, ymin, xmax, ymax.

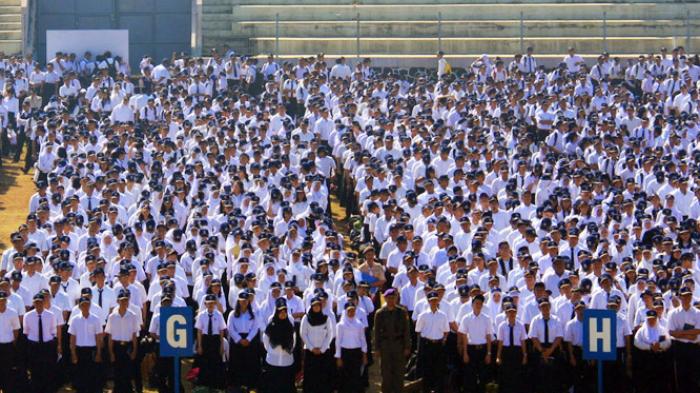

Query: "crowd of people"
<box><xmin>0</xmin><ymin>44</ymin><xmax>699</xmax><ymax>393</ymax></box>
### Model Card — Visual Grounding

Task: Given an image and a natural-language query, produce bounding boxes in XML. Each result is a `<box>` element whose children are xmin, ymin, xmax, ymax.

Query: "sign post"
<box><xmin>583</xmin><ymin>309</ymin><xmax>617</xmax><ymax>393</ymax></box>
<box><xmin>160</xmin><ymin>307</ymin><xmax>194</xmax><ymax>393</ymax></box>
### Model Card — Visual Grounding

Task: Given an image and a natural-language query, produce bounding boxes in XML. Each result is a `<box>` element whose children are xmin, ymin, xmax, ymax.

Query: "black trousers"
<box><xmin>303</xmin><ymin>349</ymin><xmax>333</xmax><ymax>393</ymax></box>
<box><xmin>603</xmin><ymin>348</ymin><xmax>630</xmax><ymax>393</ymax></box>
<box><xmin>28</xmin><ymin>339</ymin><xmax>56</xmax><ymax>393</ymax></box>
<box><xmin>569</xmin><ymin>346</ymin><xmax>594</xmax><ymax>393</ymax></box>
<box><xmin>198</xmin><ymin>334</ymin><xmax>225</xmax><ymax>389</ymax></box>
<box><xmin>0</xmin><ymin>342</ymin><xmax>17</xmax><ymax>392</ymax></box>
<box><xmin>339</xmin><ymin>347</ymin><xmax>364</xmax><ymax>393</ymax></box>
<box><xmin>530</xmin><ymin>345</ymin><xmax>562</xmax><ymax>393</ymax></box>
<box><xmin>464</xmin><ymin>345</ymin><xmax>489</xmax><ymax>393</ymax></box>
<box><xmin>112</xmin><ymin>342</ymin><xmax>134</xmax><ymax>393</ymax></box>
<box><xmin>498</xmin><ymin>346</ymin><xmax>524</xmax><ymax>393</ymax></box>
<box><xmin>74</xmin><ymin>346</ymin><xmax>99</xmax><ymax>393</ymax></box>
<box><xmin>229</xmin><ymin>334</ymin><xmax>261</xmax><ymax>388</ymax></box>
<box><xmin>419</xmin><ymin>339</ymin><xmax>445</xmax><ymax>393</ymax></box>
<box><xmin>634</xmin><ymin>348</ymin><xmax>672</xmax><ymax>393</ymax></box>
<box><xmin>155</xmin><ymin>344</ymin><xmax>183</xmax><ymax>393</ymax></box>
<box><xmin>674</xmin><ymin>341</ymin><xmax>700</xmax><ymax>393</ymax></box>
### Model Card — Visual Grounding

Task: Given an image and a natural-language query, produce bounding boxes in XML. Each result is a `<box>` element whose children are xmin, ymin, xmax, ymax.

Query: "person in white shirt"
<box><xmin>564</xmin><ymin>301</ymin><xmax>592</xmax><ymax>393</ymax></box>
<box><xmin>227</xmin><ymin>291</ymin><xmax>262</xmax><ymax>390</ymax></box>
<box><xmin>496</xmin><ymin>303</ymin><xmax>527</xmax><ymax>393</ymax></box>
<box><xmin>667</xmin><ymin>286</ymin><xmax>700</xmax><ymax>393</ymax></box>
<box><xmin>68</xmin><ymin>296</ymin><xmax>103</xmax><ymax>393</ymax></box>
<box><xmin>195</xmin><ymin>294</ymin><xmax>226</xmax><ymax>390</ymax></box>
<box><xmin>300</xmin><ymin>296</ymin><xmax>335</xmax><ymax>393</ymax></box>
<box><xmin>262</xmin><ymin>298</ymin><xmax>297</xmax><ymax>393</ymax></box>
<box><xmin>458</xmin><ymin>294</ymin><xmax>493</xmax><ymax>392</ymax></box>
<box><xmin>24</xmin><ymin>293</ymin><xmax>60</xmax><ymax>393</ymax></box>
<box><xmin>0</xmin><ymin>291</ymin><xmax>20</xmax><ymax>392</ymax></box>
<box><xmin>105</xmin><ymin>289</ymin><xmax>139</xmax><ymax>393</ymax></box>
<box><xmin>528</xmin><ymin>297</ymin><xmax>564</xmax><ymax>393</ymax></box>
<box><xmin>415</xmin><ymin>291</ymin><xmax>450</xmax><ymax>393</ymax></box>
<box><xmin>633</xmin><ymin>310</ymin><xmax>672</xmax><ymax>393</ymax></box>
<box><xmin>335</xmin><ymin>302</ymin><xmax>367</xmax><ymax>393</ymax></box>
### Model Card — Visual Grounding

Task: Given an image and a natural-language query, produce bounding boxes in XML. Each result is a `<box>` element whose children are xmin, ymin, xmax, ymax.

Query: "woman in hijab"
<box><xmin>227</xmin><ymin>291</ymin><xmax>260</xmax><ymax>392</ymax></box>
<box><xmin>300</xmin><ymin>296</ymin><xmax>335</xmax><ymax>393</ymax></box>
<box><xmin>261</xmin><ymin>297</ymin><xmax>296</xmax><ymax>393</ymax></box>
<box><xmin>335</xmin><ymin>302</ymin><xmax>368</xmax><ymax>393</ymax></box>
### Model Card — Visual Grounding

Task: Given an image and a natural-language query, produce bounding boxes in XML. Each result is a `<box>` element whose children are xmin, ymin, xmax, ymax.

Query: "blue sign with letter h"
<box><xmin>160</xmin><ymin>307</ymin><xmax>194</xmax><ymax>357</ymax></box>
<box><xmin>583</xmin><ymin>309</ymin><xmax>617</xmax><ymax>361</ymax></box>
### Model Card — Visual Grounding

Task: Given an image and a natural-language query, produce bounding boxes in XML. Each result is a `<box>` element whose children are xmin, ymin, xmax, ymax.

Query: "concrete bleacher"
<box><xmin>202</xmin><ymin>0</ymin><xmax>700</xmax><ymax>65</ymax></box>
<box><xmin>0</xmin><ymin>0</ymin><xmax>22</xmax><ymax>54</ymax></box>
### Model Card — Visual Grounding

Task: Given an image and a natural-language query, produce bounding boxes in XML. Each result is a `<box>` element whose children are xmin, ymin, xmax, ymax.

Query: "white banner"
<box><xmin>46</xmin><ymin>29</ymin><xmax>129</xmax><ymax>65</ymax></box>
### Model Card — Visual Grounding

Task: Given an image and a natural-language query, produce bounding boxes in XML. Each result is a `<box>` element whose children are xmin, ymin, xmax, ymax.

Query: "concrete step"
<box><xmin>0</xmin><ymin>30</ymin><xmax>21</xmax><ymax>40</ymax></box>
<box><xmin>0</xmin><ymin>39</ymin><xmax>22</xmax><ymax>54</ymax></box>
<box><xmin>232</xmin><ymin>3</ymin><xmax>698</xmax><ymax>21</ymax></box>
<box><xmin>0</xmin><ymin>14</ymin><xmax>20</xmax><ymax>23</ymax></box>
<box><xmin>233</xmin><ymin>19</ymin><xmax>698</xmax><ymax>38</ymax></box>
<box><xmin>0</xmin><ymin>0</ymin><xmax>20</xmax><ymax>6</ymax></box>
<box><xmin>202</xmin><ymin>4</ymin><xmax>232</xmax><ymax>13</ymax></box>
<box><xmin>227</xmin><ymin>0</ymin><xmax>700</xmax><ymax>3</ymax></box>
<box><xmin>250</xmin><ymin>36</ymin><xmax>698</xmax><ymax>55</ymax></box>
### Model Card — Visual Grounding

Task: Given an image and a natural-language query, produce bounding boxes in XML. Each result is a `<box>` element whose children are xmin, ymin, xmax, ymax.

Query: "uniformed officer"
<box><xmin>374</xmin><ymin>288</ymin><xmax>411</xmax><ymax>393</ymax></box>
<box><xmin>68</xmin><ymin>296</ymin><xmax>103</xmax><ymax>393</ymax></box>
<box><xmin>605</xmin><ymin>295</ymin><xmax>632</xmax><ymax>393</ymax></box>
<box><xmin>106</xmin><ymin>289</ymin><xmax>140</xmax><ymax>393</ymax></box>
<box><xmin>495</xmin><ymin>303</ymin><xmax>527</xmax><ymax>393</ymax></box>
<box><xmin>564</xmin><ymin>301</ymin><xmax>594</xmax><ymax>393</ymax></box>
<box><xmin>415</xmin><ymin>291</ymin><xmax>450</xmax><ymax>393</ymax></box>
<box><xmin>0</xmin><ymin>290</ymin><xmax>21</xmax><ymax>393</ymax></box>
<box><xmin>195</xmin><ymin>293</ymin><xmax>226</xmax><ymax>390</ymax></box>
<box><xmin>459</xmin><ymin>293</ymin><xmax>493</xmax><ymax>393</ymax></box>
<box><xmin>668</xmin><ymin>286</ymin><xmax>700</xmax><ymax>393</ymax></box>
<box><xmin>23</xmin><ymin>293</ymin><xmax>59</xmax><ymax>393</ymax></box>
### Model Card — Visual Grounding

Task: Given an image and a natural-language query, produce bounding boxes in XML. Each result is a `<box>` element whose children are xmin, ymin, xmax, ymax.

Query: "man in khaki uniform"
<box><xmin>374</xmin><ymin>288</ymin><xmax>411</xmax><ymax>393</ymax></box>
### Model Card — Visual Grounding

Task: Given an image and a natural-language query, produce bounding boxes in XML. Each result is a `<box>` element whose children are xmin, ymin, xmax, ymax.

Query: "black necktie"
<box><xmin>98</xmin><ymin>289</ymin><xmax>103</xmax><ymax>308</ymax></box>
<box><xmin>570</xmin><ymin>305</ymin><xmax>576</xmax><ymax>319</ymax></box>
<box><xmin>87</xmin><ymin>197</ymin><xmax>92</xmax><ymax>211</ymax></box>
<box><xmin>509</xmin><ymin>324</ymin><xmax>515</xmax><ymax>347</ymax></box>
<box><xmin>38</xmin><ymin>313</ymin><xmax>44</xmax><ymax>343</ymax></box>
<box><xmin>62</xmin><ymin>283</ymin><xmax>68</xmax><ymax>293</ymax></box>
<box><xmin>544</xmin><ymin>318</ymin><xmax>550</xmax><ymax>345</ymax></box>
<box><xmin>208</xmin><ymin>313</ymin><xmax>213</xmax><ymax>335</ymax></box>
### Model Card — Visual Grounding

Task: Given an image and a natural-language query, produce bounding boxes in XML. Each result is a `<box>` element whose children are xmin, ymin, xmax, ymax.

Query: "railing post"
<box><xmin>438</xmin><ymin>12</ymin><xmax>442</xmax><ymax>53</ymax></box>
<box><xmin>356</xmin><ymin>12</ymin><xmax>360</xmax><ymax>59</ymax></box>
<box><xmin>603</xmin><ymin>11</ymin><xmax>608</xmax><ymax>52</ymax></box>
<box><xmin>275</xmin><ymin>13</ymin><xmax>280</xmax><ymax>59</ymax></box>
<box><xmin>686</xmin><ymin>12</ymin><xmax>691</xmax><ymax>52</ymax></box>
<box><xmin>519</xmin><ymin>11</ymin><xmax>524</xmax><ymax>53</ymax></box>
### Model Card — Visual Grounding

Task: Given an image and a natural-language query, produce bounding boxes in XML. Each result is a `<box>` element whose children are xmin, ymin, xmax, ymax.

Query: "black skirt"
<box><xmin>303</xmin><ymin>349</ymin><xmax>333</xmax><ymax>393</ymax></box>
<box><xmin>198</xmin><ymin>334</ymin><xmax>225</xmax><ymax>389</ymax></box>
<box><xmin>229</xmin><ymin>334</ymin><xmax>261</xmax><ymax>388</ymax></box>
<box><xmin>261</xmin><ymin>361</ymin><xmax>295</xmax><ymax>393</ymax></box>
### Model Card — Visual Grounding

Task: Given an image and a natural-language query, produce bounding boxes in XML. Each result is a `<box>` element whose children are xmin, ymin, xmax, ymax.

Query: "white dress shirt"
<box><xmin>301</xmin><ymin>313</ymin><xmax>335</xmax><ymax>352</ymax></box>
<box><xmin>227</xmin><ymin>311</ymin><xmax>260</xmax><ymax>343</ymax></box>
<box><xmin>335</xmin><ymin>313</ymin><xmax>367</xmax><ymax>357</ymax></box>
<box><xmin>262</xmin><ymin>321</ymin><xmax>296</xmax><ymax>367</ymax></box>
<box><xmin>195</xmin><ymin>310</ymin><xmax>226</xmax><ymax>335</ymax></box>
<box><xmin>68</xmin><ymin>312</ymin><xmax>103</xmax><ymax>347</ymax></box>
<box><xmin>459</xmin><ymin>311</ymin><xmax>493</xmax><ymax>345</ymax></box>
<box><xmin>105</xmin><ymin>308</ymin><xmax>140</xmax><ymax>341</ymax></box>
<box><xmin>564</xmin><ymin>318</ymin><xmax>584</xmax><ymax>346</ymax></box>
<box><xmin>528</xmin><ymin>314</ymin><xmax>563</xmax><ymax>345</ymax></box>
<box><xmin>0</xmin><ymin>307</ymin><xmax>20</xmax><ymax>343</ymax></box>
<box><xmin>497</xmin><ymin>320</ymin><xmax>527</xmax><ymax>347</ymax></box>
<box><xmin>415</xmin><ymin>309</ymin><xmax>450</xmax><ymax>340</ymax></box>
<box><xmin>23</xmin><ymin>309</ymin><xmax>58</xmax><ymax>342</ymax></box>
<box><xmin>667</xmin><ymin>305</ymin><xmax>700</xmax><ymax>343</ymax></box>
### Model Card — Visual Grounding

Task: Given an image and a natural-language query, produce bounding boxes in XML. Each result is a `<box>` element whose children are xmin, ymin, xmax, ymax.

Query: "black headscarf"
<box><xmin>306</xmin><ymin>304</ymin><xmax>328</xmax><ymax>326</ymax></box>
<box><xmin>265</xmin><ymin>308</ymin><xmax>294</xmax><ymax>353</ymax></box>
